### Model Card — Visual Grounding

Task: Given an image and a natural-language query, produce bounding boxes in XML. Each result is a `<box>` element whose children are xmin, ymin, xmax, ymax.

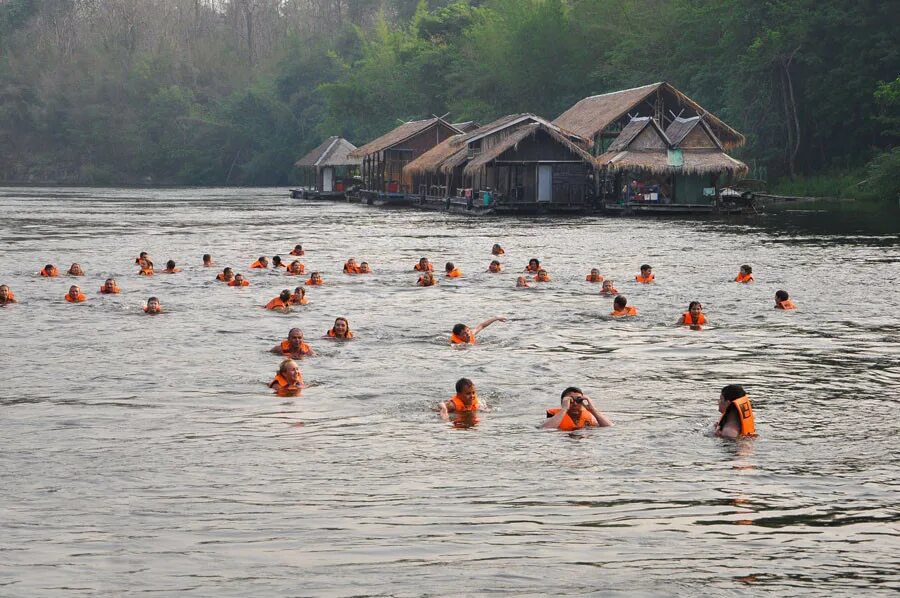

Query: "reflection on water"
<box><xmin>1</xmin><ymin>187</ymin><xmax>899</xmax><ymax>596</ymax></box>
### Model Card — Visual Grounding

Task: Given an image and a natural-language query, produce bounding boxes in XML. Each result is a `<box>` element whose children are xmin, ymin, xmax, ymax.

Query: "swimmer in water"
<box><xmin>600</xmin><ymin>280</ymin><xmax>618</xmax><ymax>295</ymax></box>
<box><xmin>542</xmin><ymin>387</ymin><xmax>613</xmax><ymax>430</ymax></box>
<box><xmin>67</xmin><ymin>263</ymin><xmax>84</xmax><ymax>276</ymax></box>
<box><xmin>65</xmin><ymin>285</ymin><xmax>86</xmax><ymax>303</ymax></box>
<box><xmin>216</xmin><ymin>267</ymin><xmax>234</xmax><ymax>283</ymax></box>
<box><xmin>269</xmin><ymin>358</ymin><xmax>304</xmax><ymax>395</ymax></box>
<box><xmin>137</xmin><ymin>257</ymin><xmax>154</xmax><ymax>276</ymax></box>
<box><xmin>144</xmin><ymin>296</ymin><xmax>162</xmax><ymax>314</ymax></box>
<box><xmin>417</xmin><ymin>271</ymin><xmax>437</xmax><ymax>287</ymax></box>
<box><xmin>99</xmin><ymin>278</ymin><xmax>120</xmax><ymax>294</ymax></box>
<box><xmin>775</xmin><ymin>290</ymin><xmax>796</xmax><ymax>310</ymax></box>
<box><xmin>0</xmin><ymin>284</ymin><xmax>17</xmax><ymax>305</ymax></box>
<box><xmin>271</xmin><ymin>327</ymin><xmax>315</xmax><ymax>358</ymax></box>
<box><xmin>534</xmin><ymin>268</ymin><xmax>551</xmax><ymax>282</ymax></box>
<box><xmin>272</xmin><ymin>255</ymin><xmax>285</xmax><ymax>269</ymax></box>
<box><xmin>635</xmin><ymin>264</ymin><xmax>654</xmax><ymax>283</ymax></box>
<box><xmin>735</xmin><ymin>264</ymin><xmax>753</xmax><ymax>283</ymax></box>
<box><xmin>135</xmin><ymin>252</ymin><xmax>152</xmax><ymax>266</ymax></box>
<box><xmin>290</xmin><ymin>244</ymin><xmax>305</xmax><ymax>256</ymax></box>
<box><xmin>228</xmin><ymin>273</ymin><xmax>250</xmax><ymax>287</ymax></box>
<box><xmin>250</xmin><ymin>256</ymin><xmax>269</xmax><ymax>269</ymax></box>
<box><xmin>445</xmin><ymin>262</ymin><xmax>462</xmax><ymax>278</ymax></box>
<box><xmin>491</xmin><ymin>244</ymin><xmax>505</xmax><ymax>256</ymax></box>
<box><xmin>611</xmin><ymin>295</ymin><xmax>637</xmax><ymax>317</ymax></box>
<box><xmin>715</xmin><ymin>384</ymin><xmax>756</xmax><ymax>438</ymax></box>
<box><xmin>359</xmin><ymin>262</ymin><xmax>372</xmax><ymax>274</ymax></box>
<box><xmin>162</xmin><ymin>260</ymin><xmax>181</xmax><ymax>273</ymax></box>
<box><xmin>487</xmin><ymin>260</ymin><xmax>502</xmax><ymax>273</ymax></box>
<box><xmin>450</xmin><ymin>316</ymin><xmax>507</xmax><ymax>345</ymax></box>
<box><xmin>678</xmin><ymin>301</ymin><xmax>708</xmax><ymax>329</ymax></box>
<box><xmin>436</xmin><ymin>378</ymin><xmax>481</xmax><ymax>422</ymax></box>
<box><xmin>414</xmin><ymin>257</ymin><xmax>433</xmax><ymax>272</ymax></box>
<box><xmin>327</xmin><ymin>316</ymin><xmax>353</xmax><ymax>339</ymax></box>
<box><xmin>287</xmin><ymin>260</ymin><xmax>305</xmax><ymax>275</ymax></box>
<box><xmin>515</xmin><ymin>276</ymin><xmax>530</xmax><ymax>288</ymax></box>
<box><xmin>525</xmin><ymin>258</ymin><xmax>540</xmax><ymax>273</ymax></box>
<box><xmin>306</xmin><ymin>272</ymin><xmax>324</xmax><ymax>285</ymax></box>
<box><xmin>586</xmin><ymin>268</ymin><xmax>604</xmax><ymax>283</ymax></box>
<box><xmin>265</xmin><ymin>289</ymin><xmax>292</xmax><ymax>312</ymax></box>
<box><xmin>202</xmin><ymin>254</ymin><xmax>213</xmax><ymax>267</ymax></box>
<box><xmin>343</xmin><ymin>258</ymin><xmax>360</xmax><ymax>274</ymax></box>
<box><xmin>40</xmin><ymin>264</ymin><xmax>58</xmax><ymax>277</ymax></box>
<box><xmin>288</xmin><ymin>286</ymin><xmax>308</xmax><ymax>305</ymax></box>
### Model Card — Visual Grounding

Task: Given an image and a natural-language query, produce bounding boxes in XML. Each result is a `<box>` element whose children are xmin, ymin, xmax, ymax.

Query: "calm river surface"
<box><xmin>1</xmin><ymin>187</ymin><xmax>898</xmax><ymax>596</ymax></box>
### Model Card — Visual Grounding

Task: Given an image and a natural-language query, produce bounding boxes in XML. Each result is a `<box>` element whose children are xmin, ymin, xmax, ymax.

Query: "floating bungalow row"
<box><xmin>291</xmin><ymin>82</ymin><xmax>750</xmax><ymax>215</ymax></box>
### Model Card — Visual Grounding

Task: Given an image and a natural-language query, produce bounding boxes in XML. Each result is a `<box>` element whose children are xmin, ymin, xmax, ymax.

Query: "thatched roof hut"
<box><xmin>349</xmin><ymin>117</ymin><xmax>461</xmax><ymax>159</ymax></box>
<box><xmin>553</xmin><ymin>82</ymin><xmax>744</xmax><ymax>150</ymax></box>
<box><xmin>595</xmin><ymin>149</ymin><xmax>749</xmax><ymax>176</ymax></box>
<box><xmin>664</xmin><ymin>116</ymin><xmax>723</xmax><ymax>150</ymax></box>
<box><xmin>463</xmin><ymin>122</ymin><xmax>594</xmax><ymax>175</ymax></box>
<box><xmin>294</xmin><ymin>137</ymin><xmax>360</xmax><ymax>168</ymax></box>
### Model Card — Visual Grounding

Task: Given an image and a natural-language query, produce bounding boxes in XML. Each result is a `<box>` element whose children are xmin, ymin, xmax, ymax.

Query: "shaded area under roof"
<box><xmin>595</xmin><ymin>149</ymin><xmax>748</xmax><ymax>176</ymax></box>
<box><xmin>294</xmin><ymin>137</ymin><xmax>360</xmax><ymax>168</ymax></box>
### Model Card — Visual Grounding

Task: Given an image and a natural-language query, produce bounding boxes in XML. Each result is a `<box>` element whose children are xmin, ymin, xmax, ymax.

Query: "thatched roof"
<box><xmin>463</xmin><ymin>123</ymin><xmax>595</xmax><ymax>175</ymax></box>
<box><xmin>403</xmin><ymin>134</ymin><xmax>470</xmax><ymax>176</ymax></box>
<box><xmin>553</xmin><ymin>82</ymin><xmax>744</xmax><ymax>149</ymax></box>
<box><xmin>452</xmin><ymin>121</ymin><xmax>480</xmax><ymax>132</ymax></box>
<box><xmin>606</xmin><ymin>117</ymin><xmax>671</xmax><ymax>153</ymax></box>
<box><xmin>294</xmin><ymin>136</ymin><xmax>360</xmax><ymax>168</ymax></box>
<box><xmin>595</xmin><ymin>149</ymin><xmax>748</xmax><ymax>176</ymax></box>
<box><xmin>349</xmin><ymin>117</ymin><xmax>461</xmax><ymax>158</ymax></box>
<box><xmin>664</xmin><ymin>116</ymin><xmax>723</xmax><ymax>150</ymax></box>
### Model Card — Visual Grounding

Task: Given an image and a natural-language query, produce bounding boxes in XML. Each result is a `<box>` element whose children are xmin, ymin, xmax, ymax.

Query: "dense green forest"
<box><xmin>0</xmin><ymin>0</ymin><xmax>897</xmax><ymax>199</ymax></box>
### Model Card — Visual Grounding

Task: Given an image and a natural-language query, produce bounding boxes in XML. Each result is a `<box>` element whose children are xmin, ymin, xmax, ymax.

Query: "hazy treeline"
<box><xmin>0</xmin><ymin>0</ymin><xmax>897</xmax><ymax>198</ymax></box>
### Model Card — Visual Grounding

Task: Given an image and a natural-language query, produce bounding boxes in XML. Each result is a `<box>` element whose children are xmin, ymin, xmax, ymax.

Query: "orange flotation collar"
<box><xmin>265</xmin><ymin>297</ymin><xmax>288</xmax><ymax>310</ymax></box>
<box><xmin>682</xmin><ymin>312</ymin><xmax>707</xmax><ymax>326</ymax></box>
<box><xmin>1</xmin><ymin>290</ymin><xmax>16</xmax><ymax>303</ymax></box>
<box><xmin>40</xmin><ymin>266</ymin><xmax>58</xmax><ymax>277</ymax></box>
<box><xmin>286</xmin><ymin>263</ymin><xmax>306</xmax><ymax>275</ymax></box>
<box><xmin>228</xmin><ymin>279</ymin><xmax>250</xmax><ymax>287</ymax></box>
<box><xmin>735</xmin><ymin>272</ymin><xmax>754</xmax><ymax>283</ymax></box>
<box><xmin>546</xmin><ymin>407</ymin><xmax>598</xmax><ymax>431</ymax></box>
<box><xmin>449</xmin><ymin>332</ymin><xmax>475</xmax><ymax>345</ymax></box>
<box><xmin>139</xmin><ymin>267</ymin><xmax>154</xmax><ymax>276</ymax></box>
<box><xmin>417</xmin><ymin>276</ymin><xmax>435</xmax><ymax>286</ymax></box>
<box><xmin>288</xmin><ymin>295</ymin><xmax>308</xmax><ymax>305</ymax></box>
<box><xmin>250</xmin><ymin>260</ymin><xmax>267</xmax><ymax>269</ymax></box>
<box><xmin>290</xmin><ymin>248</ymin><xmax>305</xmax><ymax>256</ymax></box>
<box><xmin>586</xmin><ymin>273</ymin><xmax>604</xmax><ymax>282</ymax></box>
<box><xmin>327</xmin><ymin>328</ymin><xmax>353</xmax><ymax>339</ymax></box>
<box><xmin>305</xmin><ymin>278</ymin><xmax>323</xmax><ymax>285</ymax></box>
<box><xmin>636</xmin><ymin>273</ymin><xmax>655</xmax><ymax>283</ymax></box>
<box><xmin>718</xmin><ymin>395</ymin><xmax>756</xmax><ymax>437</ymax></box>
<box><xmin>280</xmin><ymin>340</ymin><xmax>311</xmax><ymax>355</ymax></box>
<box><xmin>270</xmin><ymin>372</ymin><xmax>304</xmax><ymax>391</ymax></box>
<box><xmin>343</xmin><ymin>264</ymin><xmax>361</xmax><ymax>274</ymax></box>
<box><xmin>414</xmin><ymin>263</ymin><xmax>433</xmax><ymax>272</ymax></box>
<box><xmin>446</xmin><ymin>268</ymin><xmax>462</xmax><ymax>278</ymax></box>
<box><xmin>450</xmin><ymin>394</ymin><xmax>479</xmax><ymax>412</ymax></box>
<box><xmin>534</xmin><ymin>273</ymin><xmax>551</xmax><ymax>282</ymax></box>
<box><xmin>65</xmin><ymin>292</ymin><xmax>87</xmax><ymax>303</ymax></box>
<box><xmin>99</xmin><ymin>284</ymin><xmax>120</xmax><ymax>294</ymax></box>
<box><xmin>776</xmin><ymin>299</ymin><xmax>796</xmax><ymax>310</ymax></box>
<box><xmin>143</xmin><ymin>304</ymin><xmax>162</xmax><ymax>313</ymax></box>
<box><xmin>612</xmin><ymin>306</ymin><xmax>637</xmax><ymax>316</ymax></box>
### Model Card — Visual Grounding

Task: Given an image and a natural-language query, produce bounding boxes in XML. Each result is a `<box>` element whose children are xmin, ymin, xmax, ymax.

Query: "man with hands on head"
<box><xmin>542</xmin><ymin>387</ymin><xmax>614</xmax><ymax>431</ymax></box>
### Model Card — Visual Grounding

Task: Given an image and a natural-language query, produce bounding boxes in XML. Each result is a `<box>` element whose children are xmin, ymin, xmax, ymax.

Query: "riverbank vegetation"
<box><xmin>0</xmin><ymin>0</ymin><xmax>896</xmax><ymax>200</ymax></box>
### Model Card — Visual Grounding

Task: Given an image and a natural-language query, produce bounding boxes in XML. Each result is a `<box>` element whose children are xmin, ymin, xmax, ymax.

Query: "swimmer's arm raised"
<box><xmin>472</xmin><ymin>315</ymin><xmax>507</xmax><ymax>336</ymax></box>
<box><xmin>582</xmin><ymin>396</ymin><xmax>613</xmax><ymax>427</ymax></box>
<box><xmin>540</xmin><ymin>398</ymin><xmax>569</xmax><ymax>429</ymax></box>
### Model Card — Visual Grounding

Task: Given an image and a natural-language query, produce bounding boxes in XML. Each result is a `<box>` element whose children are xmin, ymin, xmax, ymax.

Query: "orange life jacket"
<box><xmin>139</xmin><ymin>267</ymin><xmax>154</xmax><ymax>276</ymax></box>
<box><xmin>450</xmin><ymin>394</ymin><xmax>479</xmax><ymax>412</ymax></box>
<box><xmin>143</xmin><ymin>305</ymin><xmax>162</xmax><ymax>313</ymax></box>
<box><xmin>270</xmin><ymin>372</ymin><xmax>304</xmax><ymax>391</ymax></box>
<box><xmin>216</xmin><ymin>273</ymin><xmax>229</xmax><ymax>281</ymax></box>
<box><xmin>414</xmin><ymin>263</ymin><xmax>434</xmax><ymax>272</ymax></box>
<box><xmin>735</xmin><ymin>272</ymin><xmax>754</xmax><ymax>283</ymax></box>
<box><xmin>343</xmin><ymin>264</ymin><xmax>360</xmax><ymax>274</ymax></box>
<box><xmin>1</xmin><ymin>290</ymin><xmax>17</xmax><ymax>303</ymax></box>
<box><xmin>534</xmin><ymin>273</ymin><xmax>551</xmax><ymax>282</ymax></box>
<box><xmin>265</xmin><ymin>297</ymin><xmax>288</xmax><ymax>310</ymax></box>
<box><xmin>327</xmin><ymin>329</ymin><xmax>353</xmax><ymax>339</ymax></box>
<box><xmin>228</xmin><ymin>279</ymin><xmax>250</xmax><ymax>287</ymax></box>
<box><xmin>600</xmin><ymin>287</ymin><xmax>619</xmax><ymax>294</ymax></box>
<box><xmin>717</xmin><ymin>395</ymin><xmax>756</xmax><ymax>437</ymax></box>
<box><xmin>546</xmin><ymin>407</ymin><xmax>598</xmax><ymax>431</ymax></box>
<box><xmin>40</xmin><ymin>266</ymin><xmax>58</xmax><ymax>277</ymax></box>
<box><xmin>290</xmin><ymin>249</ymin><xmax>305</xmax><ymax>256</ymax></box>
<box><xmin>446</xmin><ymin>268</ymin><xmax>462</xmax><ymax>278</ymax></box>
<box><xmin>525</xmin><ymin>263</ymin><xmax>540</xmax><ymax>272</ymax></box>
<box><xmin>250</xmin><ymin>260</ymin><xmax>267</xmax><ymax>269</ymax></box>
<box><xmin>611</xmin><ymin>306</ymin><xmax>637</xmax><ymax>316</ymax></box>
<box><xmin>280</xmin><ymin>340</ymin><xmax>311</xmax><ymax>355</ymax></box>
<box><xmin>681</xmin><ymin>312</ymin><xmax>707</xmax><ymax>326</ymax></box>
<box><xmin>635</xmin><ymin>273</ymin><xmax>655</xmax><ymax>283</ymax></box>
<box><xmin>305</xmin><ymin>278</ymin><xmax>323</xmax><ymax>285</ymax></box>
<box><xmin>776</xmin><ymin>300</ymin><xmax>796</xmax><ymax>310</ymax></box>
<box><xmin>288</xmin><ymin>295</ymin><xmax>308</xmax><ymax>305</ymax></box>
<box><xmin>449</xmin><ymin>333</ymin><xmax>475</xmax><ymax>345</ymax></box>
<box><xmin>417</xmin><ymin>276</ymin><xmax>435</xmax><ymax>286</ymax></box>
<box><xmin>586</xmin><ymin>273</ymin><xmax>604</xmax><ymax>282</ymax></box>
<box><xmin>65</xmin><ymin>292</ymin><xmax>87</xmax><ymax>303</ymax></box>
<box><xmin>286</xmin><ymin>264</ymin><xmax>306</xmax><ymax>275</ymax></box>
<box><xmin>99</xmin><ymin>284</ymin><xmax>120</xmax><ymax>294</ymax></box>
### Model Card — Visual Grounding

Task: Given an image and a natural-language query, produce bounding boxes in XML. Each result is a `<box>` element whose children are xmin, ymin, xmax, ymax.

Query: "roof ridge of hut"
<box><xmin>462</xmin><ymin>122</ymin><xmax>594</xmax><ymax>175</ymax></box>
<box><xmin>605</xmin><ymin>117</ymin><xmax>672</xmax><ymax>153</ymax></box>
<box><xmin>664</xmin><ymin>115</ymin><xmax>724</xmax><ymax>150</ymax></box>
<box><xmin>349</xmin><ymin>117</ymin><xmax>462</xmax><ymax>159</ymax></box>
<box><xmin>294</xmin><ymin>136</ymin><xmax>359</xmax><ymax>168</ymax></box>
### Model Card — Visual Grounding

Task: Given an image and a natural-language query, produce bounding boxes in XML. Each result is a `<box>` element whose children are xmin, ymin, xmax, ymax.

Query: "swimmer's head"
<box><xmin>139</xmin><ymin>252</ymin><xmax>148</xmax><ymax>259</ymax></box>
<box><xmin>289</xmin><ymin>261</ymin><xmax>302</xmax><ymax>273</ymax></box>
<box><xmin>590</xmin><ymin>268</ymin><xmax>600</xmax><ymax>277</ymax></box>
<box><xmin>346</xmin><ymin>258</ymin><xmax>358</xmax><ymax>267</ymax></box>
<box><xmin>489</xmin><ymin>260</ymin><xmax>501</xmax><ymax>272</ymax></box>
<box><xmin>455</xmin><ymin>378</ymin><xmax>476</xmax><ymax>404</ymax></box>
<box><xmin>293</xmin><ymin>286</ymin><xmax>305</xmax><ymax>297</ymax></box>
<box><xmin>419</xmin><ymin>257</ymin><xmax>429</xmax><ymax>267</ymax></box>
<box><xmin>492</xmin><ymin>244</ymin><xmax>503</xmax><ymax>252</ymax></box>
<box><xmin>223</xmin><ymin>267</ymin><xmax>234</xmax><ymax>280</ymax></box>
<box><xmin>332</xmin><ymin>316</ymin><xmax>350</xmax><ymax>337</ymax></box>
<box><xmin>452</xmin><ymin>323</ymin><xmax>472</xmax><ymax>342</ymax></box>
<box><xmin>775</xmin><ymin>289</ymin><xmax>789</xmax><ymax>302</ymax></box>
<box><xmin>294</xmin><ymin>245</ymin><xmax>303</xmax><ymax>252</ymax></box>
<box><xmin>445</xmin><ymin>262</ymin><xmax>455</xmax><ymax>273</ymax></box>
<box><xmin>146</xmin><ymin>296</ymin><xmax>161</xmax><ymax>313</ymax></box>
<box><xmin>68</xmin><ymin>285</ymin><xmax>81</xmax><ymax>297</ymax></box>
<box><xmin>0</xmin><ymin>285</ymin><xmax>10</xmax><ymax>300</ymax></box>
<box><xmin>601</xmin><ymin>280</ymin><xmax>615</xmax><ymax>291</ymax></box>
<box><xmin>166</xmin><ymin>260</ymin><xmax>176</xmax><ymax>270</ymax></box>
<box><xmin>421</xmin><ymin>272</ymin><xmax>435</xmax><ymax>285</ymax></box>
<box><xmin>740</xmin><ymin>264</ymin><xmax>752</xmax><ymax>275</ymax></box>
<box><xmin>103</xmin><ymin>278</ymin><xmax>118</xmax><ymax>291</ymax></box>
<box><xmin>310</xmin><ymin>272</ymin><xmax>322</xmax><ymax>283</ymax></box>
<box><xmin>688</xmin><ymin>301</ymin><xmax>703</xmax><ymax>316</ymax></box>
<box><xmin>203</xmin><ymin>254</ymin><xmax>212</xmax><ymax>265</ymax></box>
<box><xmin>719</xmin><ymin>384</ymin><xmax>746</xmax><ymax>412</ymax></box>
<box><xmin>258</xmin><ymin>256</ymin><xmax>269</xmax><ymax>267</ymax></box>
<box><xmin>272</xmin><ymin>255</ymin><xmax>282</xmax><ymax>267</ymax></box>
<box><xmin>279</xmin><ymin>289</ymin><xmax>291</xmax><ymax>303</ymax></box>
<box><xmin>613</xmin><ymin>295</ymin><xmax>628</xmax><ymax>310</ymax></box>
<box><xmin>287</xmin><ymin>327</ymin><xmax>304</xmax><ymax>347</ymax></box>
<box><xmin>359</xmin><ymin>262</ymin><xmax>371</xmax><ymax>272</ymax></box>
<box><xmin>44</xmin><ymin>264</ymin><xmax>55</xmax><ymax>273</ymax></box>
<box><xmin>536</xmin><ymin>268</ymin><xmax>549</xmax><ymax>280</ymax></box>
<box><xmin>640</xmin><ymin>264</ymin><xmax>652</xmax><ymax>274</ymax></box>
<box><xmin>528</xmin><ymin>258</ymin><xmax>540</xmax><ymax>269</ymax></box>
<box><xmin>516</xmin><ymin>276</ymin><xmax>529</xmax><ymax>287</ymax></box>
<box><xmin>561</xmin><ymin>386</ymin><xmax>586</xmax><ymax>416</ymax></box>
<box><xmin>279</xmin><ymin>358</ymin><xmax>302</xmax><ymax>382</ymax></box>
<box><xmin>234</xmin><ymin>273</ymin><xmax>246</xmax><ymax>284</ymax></box>
<box><xmin>68</xmin><ymin>263</ymin><xmax>84</xmax><ymax>276</ymax></box>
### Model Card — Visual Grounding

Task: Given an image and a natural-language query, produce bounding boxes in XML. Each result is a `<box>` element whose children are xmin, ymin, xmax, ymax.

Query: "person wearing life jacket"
<box><xmin>228</xmin><ymin>273</ymin><xmax>250</xmax><ymax>287</ymax></box>
<box><xmin>358</xmin><ymin>261</ymin><xmax>372</xmax><ymax>274</ymax></box>
<box><xmin>216</xmin><ymin>267</ymin><xmax>235</xmax><ymax>283</ymax></box>
<box><xmin>343</xmin><ymin>258</ymin><xmax>361</xmax><ymax>274</ymax></box>
<box><xmin>272</xmin><ymin>255</ymin><xmax>285</xmax><ymax>269</ymax></box>
<box><xmin>286</xmin><ymin>260</ymin><xmax>306</xmax><ymax>275</ymax></box>
<box><xmin>0</xmin><ymin>284</ymin><xmax>17</xmax><ymax>305</ymax></box>
<box><xmin>327</xmin><ymin>316</ymin><xmax>353</xmax><ymax>339</ymax></box>
<box><xmin>542</xmin><ymin>387</ymin><xmax>613</xmax><ymax>431</ymax></box>
<box><xmin>202</xmin><ymin>254</ymin><xmax>213</xmax><ymax>267</ymax></box>
<box><xmin>715</xmin><ymin>384</ymin><xmax>756</xmax><ymax>439</ymax></box>
<box><xmin>585</xmin><ymin>268</ymin><xmax>604</xmax><ymax>283</ymax></box>
<box><xmin>515</xmin><ymin>276</ymin><xmax>530</xmax><ymax>288</ymax></box>
<box><xmin>491</xmin><ymin>244</ymin><xmax>505</xmax><ymax>256</ymax></box>
<box><xmin>65</xmin><ymin>285</ymin><xmax>87</xmax><ymax>303</ymax></box>
<box><xmin>450</xmin><ymin>315</ymin><xmax>507</xmax><ymax>345</ymax></box>
<box><xmin>611</xmin><ymin>295</ymin><xmax>637</xmax><ymax>317</ymax></box>
<box><xmin>288</xmin><ymin>286</ymin><xmax>308</xmax><ymax>305</ymax></box>
<box><xmin>269</xmin><ymin>358</ymin><xmax>304</xmax><ymax>395</ymax></box>
<box><xmin>305</xmin><ymin>271</ymin><xmax>324</xmax><ymax>285</ymax></box>
<box><xmin>678</xmin><ymin>301</ymin><xmax>708</xmax><ymax>329</ymax></box>
<box><xmin>487</xmin><ymin>260</ymin><xmax>502</xmax><ymax>273</ymax></box>
<box><xmin>137</xmin><ymin>257</ymin><xmax>154</xmax><ymax>276</ymax></box>
<box><xmin>67</xmin><ymin>263</ymin><xmax>85</xmax><ymax>276</ymax></box>
<box><xmin>775</xmin><ymin>290</ymin><xmax>796</xmax><ymax>310</ymax></box>
<box><xmin>417</xmin><ymin>272</ymin><xmax>436</xmax><ymax>287</ymax></box>
<box><xmin>250</xmin><ymin>256</ymin><xmax>269</xmax><ymax>269</ymax></box>
<box><xmin>414</xmin><ymin>257</ymin><xmax>433</xmax><ymax>272</ymax></box>
<box><xmin>436</xmin><ymin>378</ymin><xmax>482</xmax><ymax>427</ymax></box>
<box><xmin>735</xmin><ymin>264</ymin><xmax>754</xmax><ymax>283</ymax></box>
<box><xmin>40</xmin><ymin>264</ymin><xmax>59</xmax><ymax>277</ymax></box>
<box><xmin>99</xmin><ymin>278</ymin><xmax>120</xmax><ymax>294</ymax></box>
<box><xmin>290</xmin><ymin>244</ymin><xmax>305</xmax><ymax>256</ymax></box>
<box><xmin>635</xmin><ymin>264</ymin><xmax>654</xmax><ymax>283</ymax></box>
<box><xmin>144</xmin><ymin>296</ymin><xmax>162</xmax><ymax>314</ymax></box>
<box><xmin>271</xmin><ymin>327</ymin><xmax>315</xmax><ymax>358</ymax></box>
<box><xmin>135</xmin><ymin>252</ymin><xmax>152</xmax><ymax>266</ymax></box>
<box><xmin>162</xmin><ymin>260</ymin><xmax>181</xmax><ymax>274</ymax></box>
<box><xmin>600</xmin><ymin>280</ymin><xmax>618</xmax><ymax>295</ymax></box>
<box><xmin>265</xmin><ymin>289</ymin><xmax>292</xmax><ymax>312</ymax></box>
<box><xmin>525</xmin><ymin>258</ymin><xmax>541</xmax><ymax>273</ymax></box>
<box><xmin>445</xmin><ymin>262</ymin><xmax>462</xmax><ymax>278</ymax></box>
<box><xmin>534</xmin><ymin>268</ymin><xmax>551</xmax><ymax>282</ymax></box>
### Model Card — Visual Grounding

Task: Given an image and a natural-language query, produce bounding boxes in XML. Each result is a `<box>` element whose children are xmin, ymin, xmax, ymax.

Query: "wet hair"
<box><xmin>490</xmin><ymin>260</ymin><xmax>500</xmax><ymax>266</ymax></box>
<box><xmin>273</xmin><ymin>256</ymin><xmax>282</xmax><ymax>266</ymax></box>
<box><xmin>139</xmin><ymin>252</ymin><xmax>148</xmax><ymax>258</ymax></box>
<box><xmin>288</xmin><ymin>327</ymin><xmax>302</xmax><ymax>337</ymax></box>
<box><xmin>688</xmin><ymin>301</ymin><xmax>702</xmax><ymax>311</ymax></box>
<box><xmin>492</xmin><ymin>243</ymin><xmax>502</xmax><ymax>249</ymax></box>
<box><xmin>740</xmin><ymin>264</ymin><xmax>752</xmax><ymax>274</ymax></box>
<box><xmin>293</xmin><ymin>286</ymin><xmax>305</xmax><ymax>295</ymax></box>
<box><xmin>224</xmin><ymin>267</ymin><xmax>233</xmax><ymax>274</ymax></box>
<box><xmin>613</xmin><ymin>295</ymin><xmax>628</xmax><ymax>309</ymax></box>
<box><xmin>258</xmin><ymin>256</ymin><xmax>267</xmax><ymax>263</ymax></box>
<box><xmin>147</xmin><ymin>296</ymin><xmax>159</xmax><ymax>305</ymax></box>
<box><xmin>445</xmin><ymin>262</ymin><xmax>455</xmax><ymax>272</ymax></box>
<box><xmin>452</xmin><ymin>323</ymin><xmax>467</xmax><ymax>335</ymax></box>
<box><xmin>529</xmin><ymin>258</ymin><xmax>540</xmax><ymax>266</ymax></box>
<box><xmin>294</xmin><ymin>245</ymin><xmax>302</xmax><ymax>251</ymax></box>
<box><xmin>166</xmin><ymin>260</ymin><xmax>176</xmax><ymax>269</ymax></box>
<box><xmin>640</xmin><ymin>264</ymin><xmax>652</xmax><ymax>271</ymax></box>
<box><xmin>203</xmin><ymin>253</ymin><xmax>211</xmax><ymax>260</ymax></box>
<box><xmin>455</xmin><ymin>378</ymin><xmax>474</xmax><ymax>393</ymax></box>
<box><xmin>279</xmin><ymin>358</ymin><xmax>297</xmax><ymax>374</ymax></box>
<box><xmin>45</xmin><ymin>264</ymin><xmax>54</xmax><ymax>271</ymax></box>
<box><xmin>334</xmin><ymin>316</ymin><xmax>349</xmax><ymax>328</ymax></box>
<box><xmin>561</xmin><ymin>386</ymin><xmax>583</xmax><ymax>400</ymax></box>
<box><xmin>775</xmin><ymin>290</ymin><xmax>789</xmax><ymax>301</ymax></box>
<box><xmin>361</xmin><ymin>261</ymin><xmax>369</xmax><ymax>266</ymax></box>
<box><xmin>419</xmin><ymin>257</ymin><xmax>428</xmax><ymax>264</ymax></box>
<box><xmin>279</xmin><ymin>289</ymin><xmax>291</xmax><ymax>301</ymax></box>
<box><xmin>721</xmin><ymin>384</ymin><xmax>746</xmax><ymax>402</ymax></box>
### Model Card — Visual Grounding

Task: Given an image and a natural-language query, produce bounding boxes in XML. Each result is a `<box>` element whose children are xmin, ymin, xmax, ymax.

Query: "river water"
<box><xmin>1</xmin><ymin>187</ymin><xmax>898</xmax><ymax>596</ymax></box>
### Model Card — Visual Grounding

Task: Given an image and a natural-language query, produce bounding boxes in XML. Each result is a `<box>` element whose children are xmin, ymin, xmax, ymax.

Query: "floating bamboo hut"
<box><xmin>292</xmin><ymin>136</ymin><xmax>360</xmax><ymax>199</ymax></box>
